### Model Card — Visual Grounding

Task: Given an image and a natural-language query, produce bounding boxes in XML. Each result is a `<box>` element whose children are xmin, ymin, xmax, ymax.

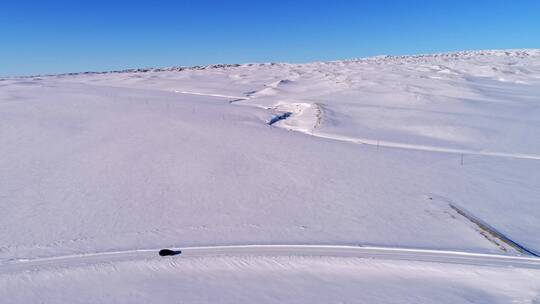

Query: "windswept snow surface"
<box><xmin>1</xmin><ymin>49</ymin><xmax>540</xmax><ymax>302</ymax></box>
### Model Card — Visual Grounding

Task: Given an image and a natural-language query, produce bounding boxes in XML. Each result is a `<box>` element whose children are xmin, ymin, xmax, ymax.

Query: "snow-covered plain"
<box><xmin>1</xmin><ymin>49</ymin><xmax>540</xmax><ymax>302</ymax></box>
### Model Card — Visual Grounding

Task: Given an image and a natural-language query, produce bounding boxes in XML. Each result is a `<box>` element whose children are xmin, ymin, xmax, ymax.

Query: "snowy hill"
<box><xmin>1</xmin><ymin>49</ymin><xmax>540</xmax><ymax>303</ymax></box>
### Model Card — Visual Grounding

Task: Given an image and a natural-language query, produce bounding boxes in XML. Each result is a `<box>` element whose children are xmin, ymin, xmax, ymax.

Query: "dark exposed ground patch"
<box><xmin>449</xmin><ymin>203</ymin><xmax>539</xmax><ymax>257</ymax></box>
<box><xmin>268</xmin><ymin>112</ymin><xmax>292</xmax><ymax>125</ymax></box>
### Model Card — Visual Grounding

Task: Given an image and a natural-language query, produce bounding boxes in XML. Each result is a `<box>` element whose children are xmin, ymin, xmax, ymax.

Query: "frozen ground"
<box><xmin>1</xmin><ymin>49</ymin><xmax>540</xmax><ymax>302</ymax></box>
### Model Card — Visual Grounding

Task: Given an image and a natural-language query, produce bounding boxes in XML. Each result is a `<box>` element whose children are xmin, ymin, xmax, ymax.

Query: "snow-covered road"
<box><xmin>3</xmin><ymin>245</ymin><xmax>540</xmax><ymax>304</ymax></box>
<box><xmin>3</xmin><ymin>245</ymin><xmax>540</xmax><ymax>274</ymax></box>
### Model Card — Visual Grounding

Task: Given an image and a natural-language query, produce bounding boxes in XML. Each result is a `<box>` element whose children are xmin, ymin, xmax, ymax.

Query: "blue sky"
<box><xmin>1</xmin><ymin>0</ymin><xmax>539</xmax><ymax>76</ymax></box>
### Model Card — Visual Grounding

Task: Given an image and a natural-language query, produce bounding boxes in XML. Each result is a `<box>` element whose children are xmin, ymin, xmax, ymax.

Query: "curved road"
<box><xmin>2</xmin><ymin>245</ymin><xmax>540</xmax><ymax>274</ymax></box>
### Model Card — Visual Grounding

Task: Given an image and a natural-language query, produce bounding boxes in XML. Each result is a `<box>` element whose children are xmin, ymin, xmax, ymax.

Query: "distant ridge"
<box><xmin>9</xmin><ymin>49</ymin><xmax>540</xmax><ymax>79</ymax></box>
